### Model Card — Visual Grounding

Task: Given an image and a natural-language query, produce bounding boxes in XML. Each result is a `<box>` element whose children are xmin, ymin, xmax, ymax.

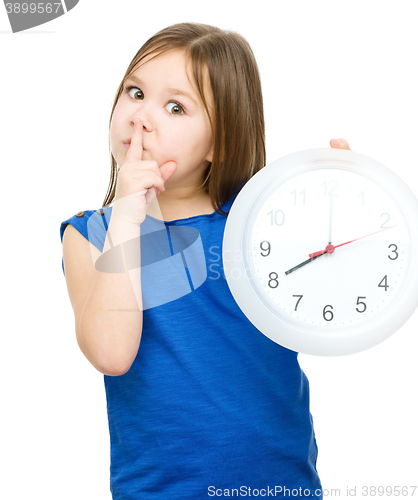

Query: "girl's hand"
<box><xmin>112</xmin><ymin>118</ymin><xmax>177</xmax><ymax>225</ymax></box>
<box><xmin>330</xmin><ymin>138</ymin><xmax>351</xmax><ymax>150</ymax></box>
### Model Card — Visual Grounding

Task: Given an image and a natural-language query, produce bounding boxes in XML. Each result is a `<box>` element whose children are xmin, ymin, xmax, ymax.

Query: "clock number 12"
<box><xmin>322</xmin><ymin>180</ymin><xmax>338</xmax><ymax>196</ymax></box>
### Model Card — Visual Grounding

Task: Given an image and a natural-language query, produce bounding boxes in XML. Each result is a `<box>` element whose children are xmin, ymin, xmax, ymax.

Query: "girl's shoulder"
<box><xmin>59</xmin><ymin>187</ymin><xmax>241</xmax><ymax>249</ymax></box>
<box><xmin>60</xmin><ymin>206</ymin><xmax>112</xmax><ymax>250</ymax></box>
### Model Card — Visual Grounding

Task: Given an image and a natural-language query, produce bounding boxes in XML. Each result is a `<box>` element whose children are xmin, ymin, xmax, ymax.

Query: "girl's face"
<box><xmin>110</xmin><ymin>49</ymin><xmax>214</xmax><ymax>190</ymax></box>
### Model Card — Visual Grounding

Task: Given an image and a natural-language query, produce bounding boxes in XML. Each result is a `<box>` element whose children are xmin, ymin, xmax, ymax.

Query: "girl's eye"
<box><xmin>127</xmin><ymin>86</ymin><xmax>144</xmax><ymax>100</ymax></box>
<box><xmin>165</xmin><ymin>102</ymin><xmax>184</xmax><ymax>115</ymax></box>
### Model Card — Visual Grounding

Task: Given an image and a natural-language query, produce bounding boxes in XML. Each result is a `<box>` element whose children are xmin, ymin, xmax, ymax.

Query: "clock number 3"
<box><xmin>388</xmin><ymin>244</ymin><xmax>398</xmax><ymax>260</ymax></box>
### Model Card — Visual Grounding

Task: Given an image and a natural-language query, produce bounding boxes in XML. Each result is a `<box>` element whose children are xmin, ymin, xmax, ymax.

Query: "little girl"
<box><xmin>61</xmin><ymin>22</ymin><xmax>350</xmax><ymax>500</ymax></box>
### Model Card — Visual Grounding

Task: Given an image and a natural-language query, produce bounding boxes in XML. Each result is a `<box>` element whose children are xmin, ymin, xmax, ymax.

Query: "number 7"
<box><xmin>293</xmin><ymin>295</ymin><xmax>303</xmax><ymax>311</ymax></box>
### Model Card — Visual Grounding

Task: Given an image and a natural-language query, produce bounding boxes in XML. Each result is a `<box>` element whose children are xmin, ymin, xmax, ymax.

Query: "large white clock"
<box><xmin>223</xmin><ymin>148</ymin><xmax>418</xmax><ymax>355</ymax></box>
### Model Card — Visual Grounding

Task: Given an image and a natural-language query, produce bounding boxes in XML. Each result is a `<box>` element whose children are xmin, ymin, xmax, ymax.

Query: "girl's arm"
<box><xmin>63</xmin><ymin>218</ymin><xmax>142</xmax><ymax>376</ymax></box>
<box><xmin>63</xmin><ymin>118</ymin><xmax>176</xmax><ymax>375</ymax></box>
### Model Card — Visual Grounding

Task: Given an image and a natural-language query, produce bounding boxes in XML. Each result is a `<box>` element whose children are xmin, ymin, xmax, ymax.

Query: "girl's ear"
<box><xmin>206</xmin><ymin>146</ymin><xmax>213</xmax><ymax>163</ymax></box>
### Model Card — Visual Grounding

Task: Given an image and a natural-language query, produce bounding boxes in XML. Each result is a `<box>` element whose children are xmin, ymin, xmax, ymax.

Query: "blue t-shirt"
<box><xmin>60</xmin><ymin>195</ymin><xmax>323</xmax><ymax>499</ymax></box>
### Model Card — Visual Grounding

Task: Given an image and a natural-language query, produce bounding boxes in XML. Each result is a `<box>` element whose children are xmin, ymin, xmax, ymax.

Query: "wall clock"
<box><xmin>223</xmin><ymin>148</ymin><xmax>418</xmax><ymax>355</ymax></box>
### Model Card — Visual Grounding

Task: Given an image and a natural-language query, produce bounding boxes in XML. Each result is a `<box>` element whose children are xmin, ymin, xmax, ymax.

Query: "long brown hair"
<box><xmin>102</xmin><ymin>23</ymin><xmax>266</xmax><ymax>216</ymax></box>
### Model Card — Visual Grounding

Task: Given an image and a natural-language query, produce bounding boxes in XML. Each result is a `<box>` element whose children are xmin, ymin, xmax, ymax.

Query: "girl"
<box><xmin>60</xmin><ymin>22</ymin><xmax>350</xmax><ymax>500</ymax></box>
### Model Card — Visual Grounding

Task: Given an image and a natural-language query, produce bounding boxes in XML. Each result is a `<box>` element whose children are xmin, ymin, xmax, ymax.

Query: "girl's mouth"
<box><xmin>123</xmin><ymin>140</ymin><xmax>146</xmax><ymax>152</ymax></box>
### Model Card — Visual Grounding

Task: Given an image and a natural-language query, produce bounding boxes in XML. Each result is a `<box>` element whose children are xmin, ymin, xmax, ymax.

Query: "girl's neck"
<box><xmin>146</xmin><ymin>188</ymin><xmax>214</xmax><ymax>222</ymax></box>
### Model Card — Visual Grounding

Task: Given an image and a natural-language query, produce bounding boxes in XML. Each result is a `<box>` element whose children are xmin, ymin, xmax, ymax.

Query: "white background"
<box><xmin>1</xmin><ymin>1</ymin><xmax>417</xmax><ymax>498</ymax></box>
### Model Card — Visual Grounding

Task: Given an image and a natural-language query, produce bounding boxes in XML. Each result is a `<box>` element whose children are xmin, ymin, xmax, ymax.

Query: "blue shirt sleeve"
<box><xmin>60</xmin><ymin>208</ymin><xmax>112</xmax><ymax>276</ymax></box>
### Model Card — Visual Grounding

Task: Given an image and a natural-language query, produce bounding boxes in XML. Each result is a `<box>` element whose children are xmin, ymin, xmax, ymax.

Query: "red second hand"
<box><xmin>309</xmin><ymin>225</ymin><xmax>397</xmax><ymax>258</ymax></box>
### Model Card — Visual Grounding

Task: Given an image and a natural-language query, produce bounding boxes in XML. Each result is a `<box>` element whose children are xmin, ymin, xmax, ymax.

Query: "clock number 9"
<box><xmin>323</xmin><ymin>305</ymin><xmax>334</xmax><ymax>321</ymax></box>
<box><xmin>260</xmin><ymin>241</ymin><xmax>271</xmax><ymax>257</ymax></box>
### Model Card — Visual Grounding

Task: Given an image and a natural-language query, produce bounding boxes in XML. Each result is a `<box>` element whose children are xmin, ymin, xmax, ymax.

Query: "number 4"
<box><xmin>378</xmin><ymin>275</ymin><xmax>389</xmax><ymax>291</ymax></box>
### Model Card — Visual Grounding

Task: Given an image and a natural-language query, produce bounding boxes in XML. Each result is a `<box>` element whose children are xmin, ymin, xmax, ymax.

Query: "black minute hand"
<box><xmin>285</xmin><ymin>253</ymin><xmax>325</xmax><ymax>275</ymax></box>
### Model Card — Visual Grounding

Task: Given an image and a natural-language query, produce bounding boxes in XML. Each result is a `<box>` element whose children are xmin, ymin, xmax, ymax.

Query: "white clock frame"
<box><xmin>223</xmin><ymin>148</ymin><xmax>418</xmax><ymax>356</ymax></box>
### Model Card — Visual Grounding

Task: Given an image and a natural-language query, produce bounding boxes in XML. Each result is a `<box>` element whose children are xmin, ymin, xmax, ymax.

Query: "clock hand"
<box><xmin>285</xmin><ymin>225</ymin><xmax>397</xmax><ymax>276</ymax></box>
<box><xmin>284</xmin><ymin>254</ymin><xmax>325</xmax><ymax>275</ymax></box>
<box><xmin>309</xmin><ymin>225</ymin><xmax>397</xmax><ymax>258</ymax></box>
<box><xmin>285</xmin><ymin>194</ymin><xmax>335</xmax><ymax>276</ymax></box>
<box><xmin>328</xmin><ymin>191</ymin><xmax>334</xmax><ymax>245</ymax></box>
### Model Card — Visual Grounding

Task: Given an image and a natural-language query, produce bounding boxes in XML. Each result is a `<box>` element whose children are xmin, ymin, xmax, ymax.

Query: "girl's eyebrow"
<box><xmin>126</xmin><ymin>75</ymin><xmax>197</xmax><ymax>106</ymax></box>
<box><xmin>165</xmin><ymin>88</ymin><xmax>198</xmax><ymax>106</ymax></box>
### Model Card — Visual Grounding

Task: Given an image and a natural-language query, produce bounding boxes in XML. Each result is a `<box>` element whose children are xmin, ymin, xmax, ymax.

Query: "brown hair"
<box><xmin>102</xmin><ymin>22</ymin><xmax>266</xmax><ymax>216</ymax></box>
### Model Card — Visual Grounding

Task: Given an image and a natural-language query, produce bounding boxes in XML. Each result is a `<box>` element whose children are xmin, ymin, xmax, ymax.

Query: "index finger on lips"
<box><xmin>126</xmin><ymin>117</ymin><xmax>143</xmax><ymax>162</ymax></box>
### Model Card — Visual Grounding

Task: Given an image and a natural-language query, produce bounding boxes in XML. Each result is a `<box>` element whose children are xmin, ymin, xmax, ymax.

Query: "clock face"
<box><xmin>250</xmin><ymin>168</ymin><xmax>409</xmax><ymax>328</ymax></box>
<box><xmin>223</xmin><ymin>149</ymin><xmax>418</xmax><ymax>355</ymax></box>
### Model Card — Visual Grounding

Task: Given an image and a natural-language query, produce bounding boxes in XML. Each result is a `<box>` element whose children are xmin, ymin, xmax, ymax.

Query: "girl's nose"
<box><xmin>131</xmin><ymin>106</ymin><xmax>153</xmax><ymax>132</ymax></box>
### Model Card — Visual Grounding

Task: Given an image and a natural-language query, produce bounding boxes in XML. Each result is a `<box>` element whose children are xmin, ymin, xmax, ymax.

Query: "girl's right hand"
<box><xmin>112</xmin><ymin>118</ymin><xmax>177</xmax><ymax>225</ymax></box>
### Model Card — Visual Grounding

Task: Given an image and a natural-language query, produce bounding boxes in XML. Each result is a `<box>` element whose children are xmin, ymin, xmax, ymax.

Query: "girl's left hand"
<box><xmin>330</xmin><ymin>138</ymin><xmax>351</xmax><ymax>150</ymax></box>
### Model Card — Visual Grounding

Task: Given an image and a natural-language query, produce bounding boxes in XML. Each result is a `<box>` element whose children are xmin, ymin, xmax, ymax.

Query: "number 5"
<box><xmin>356</xmin><ymin>296</ymin><xmax>367</xmax><ymax>313</ymax></box>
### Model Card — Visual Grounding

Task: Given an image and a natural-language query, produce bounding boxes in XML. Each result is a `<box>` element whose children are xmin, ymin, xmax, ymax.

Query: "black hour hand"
<box><xmin>285</xmin><ymin>253</ymin><xmax>325</xmax><ymax>275</ymax></box>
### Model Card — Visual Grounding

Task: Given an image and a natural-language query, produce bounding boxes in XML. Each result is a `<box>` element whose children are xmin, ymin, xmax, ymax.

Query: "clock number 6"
<box><xmin>323</xmin><ymin>305</ymin><xmax>334</xmax><ymax>321</ymax></box>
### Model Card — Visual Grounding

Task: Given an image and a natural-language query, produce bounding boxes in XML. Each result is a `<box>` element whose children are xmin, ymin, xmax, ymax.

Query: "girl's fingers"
<box><xmin>330</xmin><ymin>138</ymin><xmax>351</xmax><ymax>150</ymax></box>
<box><xmin>126</xmin><ymin>117</ymin><xmax>143</xmax><ymax>162</ymax></box>
<box><xmin>159</xmin><ymin>161</ymin><xmax>177</xmax><ymax>182</ymax></box>
<box><xmin>153</xmin><ymin>162</ymin><xmax>177</xmax><ymax>198</ymax></box>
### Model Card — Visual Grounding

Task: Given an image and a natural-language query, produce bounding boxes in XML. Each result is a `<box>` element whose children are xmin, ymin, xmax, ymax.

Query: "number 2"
<box><xmin>380</xmin><ymin>213</ymin><xmax>391</xmax><ymax>228</ymax></box>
